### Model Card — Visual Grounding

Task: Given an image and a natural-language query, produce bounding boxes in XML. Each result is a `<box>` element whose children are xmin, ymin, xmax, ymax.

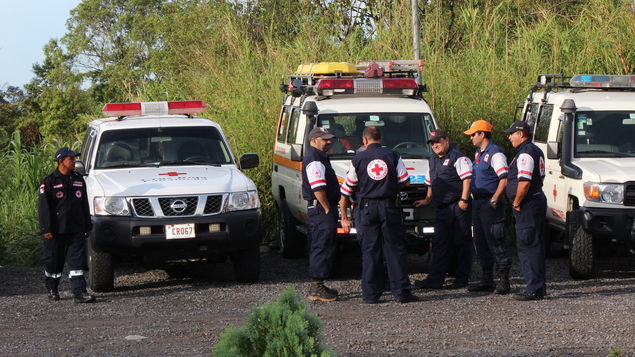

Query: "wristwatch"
<box><xmin>460</xmin><ymin>198</ymin><xmax>469</xmax><ymax>203</ymax></box>
<box><xmin>513</xmin><ymin>203</ymin><xmax>520</xmax><ymax>209</ymax></box>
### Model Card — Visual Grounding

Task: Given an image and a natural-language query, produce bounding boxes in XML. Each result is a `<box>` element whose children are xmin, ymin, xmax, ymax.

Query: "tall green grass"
<box><xmin>0</xmin><ymin>131</ymin><xmax>77</xmax><ymax>266</ymax></box>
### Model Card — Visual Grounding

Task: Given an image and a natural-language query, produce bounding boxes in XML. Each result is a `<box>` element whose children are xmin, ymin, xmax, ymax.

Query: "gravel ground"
<box><xmin>1</xmin><ymin>244</ymin><xmax>635</xmax><ymax>357</ymax></box>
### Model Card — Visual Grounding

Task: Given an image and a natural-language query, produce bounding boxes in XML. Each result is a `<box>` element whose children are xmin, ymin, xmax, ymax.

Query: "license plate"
<box><xmin>165</xmin><ymin>223</ymin><xmax>195</xmax><ymax>240</ymax></box>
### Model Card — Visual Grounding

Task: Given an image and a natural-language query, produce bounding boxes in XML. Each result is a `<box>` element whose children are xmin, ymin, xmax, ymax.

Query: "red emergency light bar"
<box><xmin>102</xmin><ymin>100</ymin><xmax>206</xmax><ymax>117</ymax></box>
<box><xmin>315</xmin><ymin>78</ymin><xmax>418</xmax><ymax>96</ymax></box>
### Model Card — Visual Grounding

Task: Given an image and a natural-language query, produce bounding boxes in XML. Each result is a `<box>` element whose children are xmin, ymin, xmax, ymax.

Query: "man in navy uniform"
<box><xmin>38</xmin><ymin>147</ymin><xmax>95</xmax><ymax>303</ymax></box>
<box><xmin>505</xmin><ymin>121</ymin><xmax>547</xmax><ymax>301</ymax></box>
<box><xmin>464</xmin><ymin>120</ymin><xmax>512</xmax><ymax>294</ymax></box>
<box><xmin>339</xmin><ymin>126</ymin><xmax>418</xmax><ymax>304</ymax></box>
<box><xmin>302</xmin><ymin>127</ymin><xmax>340</xmax><ymax>302</ymax></box>
<box><xmin>414</xmin><ymin>129</ymin><xmax>473</xmax><ymax>290</ymax></box>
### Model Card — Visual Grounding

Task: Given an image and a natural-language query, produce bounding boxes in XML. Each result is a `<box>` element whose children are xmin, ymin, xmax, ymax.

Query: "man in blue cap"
<box><xmin>504</xmin><ymin>121</ymin><xmax>547</xmax><ymax>301</ymax></box>
<box><xmin>38</xmin><ymin>147</ymin><xmax>95</xmax><ymax>303</ymax></box>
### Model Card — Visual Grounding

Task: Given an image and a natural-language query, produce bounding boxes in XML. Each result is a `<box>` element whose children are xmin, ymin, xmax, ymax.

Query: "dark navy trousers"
<box><xmin>356</xmin><ymin>200</ymin><xmax>411</xmax><ymax>301</ymax></box>
<box><xmin>429</xmin><ymin>203</ymin><xmax>473</xmax><ymax>285</ymax></box>
<box><xmin>512</xmin><ymin>192</ymin><xmax>547</xmax><ymax>295</ymax></box>
<box><xmin>473</xmin><ymin>198</ymin><xmax>511</xmax><ymax>273</ymax></box>
<box><xmin>43</xmin><ymin>232</ymin><xmax>88</xmax><ymax>294</ymax></box>
<box><xmin>307</xmin><ymin>204</ymin><xmax>338</xmax><ymax>279</ymax></box>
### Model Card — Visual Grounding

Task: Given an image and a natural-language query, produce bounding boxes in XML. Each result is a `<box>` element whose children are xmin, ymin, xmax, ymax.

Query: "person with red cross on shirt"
<box><xmin>301</xmin><ymin>127</ymin><xmax>341</xmax><ymax>302</ymax></box>
<box><xmin>340</xmin><ymin>126</ymin><xmax>418</xmax><ymax>304</ymax></box>
<box><xmin>414</xmin><ymin>129</ymin><xmax>474</xmax><ymax>290</ymax></box>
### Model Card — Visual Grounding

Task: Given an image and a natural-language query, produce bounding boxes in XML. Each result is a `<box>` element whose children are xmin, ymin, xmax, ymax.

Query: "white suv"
<box><xmin>518</xmin><ymin>74</ymin><xmax>635</xmax><ymax>278</ymax></box>
<box><xmin>76</xmin><ymin>101</ymin><xmax>261</xmax><ymax>291</ymax></box>
<box><xmin>271</xmin><ymin>61</ymin><xmax>437</xmax><ymax>258</ymax></box>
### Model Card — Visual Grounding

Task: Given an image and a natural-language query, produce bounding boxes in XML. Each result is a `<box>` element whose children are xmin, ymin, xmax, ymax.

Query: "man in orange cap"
<box><xmin>464</xmin><ymin>120</ymin><xmax>512</xmax><ymax>294</ymax></box>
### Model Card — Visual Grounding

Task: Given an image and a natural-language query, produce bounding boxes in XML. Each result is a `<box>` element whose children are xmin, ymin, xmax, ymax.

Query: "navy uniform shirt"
<box><xmin>471</xmin><ymin>142</ymin><xmax>508</xmax><ymax>195</ymax></box>
<box><xmin>38</xmin><ymin>169</ymin><xmax>92</xmax><ymax>235</ymax></box>
<box><xmin>341</xmin><ymin>143</ymin><xmax>409</xmax><ymax>199</ymax></box>
<box><xmin>425</xmin><ymin>147</ymin><xmax>472</xmax><ymax>206</ymax></box>
<box><xmin>506</xmin><ymin>140</ymin><xmax>545</xmax><ymax>199</ymax></box>
<box><xmin>302</xmin><ymin>146</ymin><xmax>340</xmax><ymax>203</ymax></box>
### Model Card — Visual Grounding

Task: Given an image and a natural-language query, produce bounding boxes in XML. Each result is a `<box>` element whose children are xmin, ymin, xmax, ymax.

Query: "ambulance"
<box><xmin>271</xmin><ymin>61</ymin><xmax>438</xmax><ymax>258</ymax></box>
<box><xmin>76</xmin><ymin>100</ymin><xmax>262</xmax><ymax>291</ymax></box>
<box><xmin>518</xmin><ymin>74</ymin><xmax>635</xmax><ymax>278</ymax></box>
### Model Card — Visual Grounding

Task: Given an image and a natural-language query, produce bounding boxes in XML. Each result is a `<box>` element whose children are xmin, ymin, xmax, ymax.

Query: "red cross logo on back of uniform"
<box><xmin>367</xmin><ymin>159</ymin><xmax>388</xmax><ymax>181</ymax></box>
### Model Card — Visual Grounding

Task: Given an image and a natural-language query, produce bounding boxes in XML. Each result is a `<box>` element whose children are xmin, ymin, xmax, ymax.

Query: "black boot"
<box><xmin>308</xmin><ymin>280</ymin><xmax>337</xmax><ymax>302</ymax></box>
<box><xmin>468</xmin><ymin>269</ymin><xmax>495</xmax><ymax>292</ymax></box>
<box><xmin>495</xmin><ymin>269</ymin><xmax>511</xmax><ymax>295</ymax></box>
<box><xmin>45</xmin><ymin>277</ymin><xmax>60</xmax><ymax>301</ymax></box>
<box><xmin>47</xmin><ymin>289</ymin><xmax>60</xmax><ymax>301</ymax></box>
<box><xmin>74</xmin><ymin>292</ymin><xmax>96</xmax><ymax>303</ymax></box>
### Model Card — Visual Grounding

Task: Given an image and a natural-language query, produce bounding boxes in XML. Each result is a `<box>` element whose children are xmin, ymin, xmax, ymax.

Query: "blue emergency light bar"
<box><xmin>570</xmin><ymin>74</ymin><xmax>635</xmax><ymax>88</ymax></box>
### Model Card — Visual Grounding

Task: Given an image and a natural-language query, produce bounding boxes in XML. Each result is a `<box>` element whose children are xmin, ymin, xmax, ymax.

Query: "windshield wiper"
<box><xmin>101</xmin><ymin>163</ymin><xmax>144</xmax><ymax>169</ymax></box>
<box><xmin>159</xmin><ymin>160</ymin><xmax>221</xmax><ymax>166</ymax></box>
<box><xmin>577</xmin><ymin>150</ymin><xmax>631</xmax><ymax>157</ymax></box>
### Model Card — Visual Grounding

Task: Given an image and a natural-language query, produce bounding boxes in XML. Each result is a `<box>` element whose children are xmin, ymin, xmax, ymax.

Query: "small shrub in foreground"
<box><xmin>213</xmin><ymin>287</ymin><xmax>335</xmax><ymax>357</ymax></box>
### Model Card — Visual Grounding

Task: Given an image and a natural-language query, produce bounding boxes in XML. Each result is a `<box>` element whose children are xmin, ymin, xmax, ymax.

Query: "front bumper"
<box><xmin>580</xmin><ymin>206</ymin><xmax>635</xmax><ymax>241</ymax></box>
<box><xmin>90</xmin><ymin>209</ymin><xmax>261</xmax><ymax>257</ymax></box>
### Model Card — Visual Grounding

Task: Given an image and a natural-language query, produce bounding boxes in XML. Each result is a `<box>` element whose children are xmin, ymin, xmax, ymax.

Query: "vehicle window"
<box><xmin>574</xmin><ymin>111</ymin><xmax>635</xmax><ymax>157</ymax></box>
<box><xmin>287</xmin><ymin>107</ymin><xmax>301</xmax><ymax>144</ymax></box>
<box><xmin>94</xmin><ymin>126</ymin><xmax>232</xmax><ymax>169</ymax></box>
<box><xmin>534</xmin><ymin>104</ymin><xmax>553</xmax><ymax>142</ymax></box>
<box><xmin>524</xmin><ymin>103</ymin><xmax>540</xmax><ymax>133</ymax></box>
<box><xmin>317</xmin><ymin>113</ymin><xmax>435</xmax><ymax>158</ymax></box>
<box><xmin>276</xmin><ymin>106</ymin><xmax>291</xmax><ymax>143</ymax></box>
<box><xmin>80</xmin><ymin>128</ymin><xmax>97</xmax><ymax>170</ymax></box>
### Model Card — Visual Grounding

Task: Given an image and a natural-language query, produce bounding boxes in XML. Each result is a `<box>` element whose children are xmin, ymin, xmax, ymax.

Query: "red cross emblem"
<box><xmin>367</xmin><ymin>159</ymin><xmax>388</xmax><ymax>180</ymax></box>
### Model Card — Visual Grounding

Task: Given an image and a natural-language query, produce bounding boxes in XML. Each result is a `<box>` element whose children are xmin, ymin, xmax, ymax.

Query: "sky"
<box><xmin>0</xmin><ymin>0</ymin><xmax>82</xmax><ymax>89</ymax></box>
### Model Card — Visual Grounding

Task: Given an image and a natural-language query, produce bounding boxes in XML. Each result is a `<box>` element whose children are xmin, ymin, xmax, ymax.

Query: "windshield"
<box><xmin>94</xmin><ymin>126</ymin><xmax>232</xmax><ymax>169</ymax></box>
<box><xmin>317</xmin><ymin>113</ymin><xmax>435</xmax><ymax>158</ymax></box>
<box><xmin>574</xmin><ymin>111</ymin><xmax>635</xmax><ymax>157</ymax></box>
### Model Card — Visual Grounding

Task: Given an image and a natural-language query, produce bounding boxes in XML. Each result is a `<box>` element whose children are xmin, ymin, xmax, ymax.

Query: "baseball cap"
<box><xmin>427</xmin><ymin>129</ymin><xmax>448</xmax><ymax>143</ymax></box>
<box><xmin>54</xmin><ymin>147</ymin><xmax>80</xmax><ymax>161</ymax></box>
<box><xmin>464</xmin><ymin>120</ymin><xmax>493</xmax><ymax>135</ymax></box>
<box><xmin>309</xmin><ymin>127</ymin><xmax>335</xmax><ymax>140</ymax></box>
<box><xmin>504</xmin><ymin>121</ymin><xmax>530</xmax><ymax>134</ymax></box>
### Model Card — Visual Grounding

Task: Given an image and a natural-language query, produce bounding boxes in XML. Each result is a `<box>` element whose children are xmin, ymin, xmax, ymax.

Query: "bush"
<box><xmin>213</xmin><ymin>287</ymin><xmax>335</xmax><ymax>357</ymax></box>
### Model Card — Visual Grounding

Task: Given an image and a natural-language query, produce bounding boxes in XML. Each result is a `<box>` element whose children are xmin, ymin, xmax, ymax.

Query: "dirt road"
<box><xmin>2</xmin><ymin>248</ymin><xmax>635</xmax><ymax>356</ymax></box>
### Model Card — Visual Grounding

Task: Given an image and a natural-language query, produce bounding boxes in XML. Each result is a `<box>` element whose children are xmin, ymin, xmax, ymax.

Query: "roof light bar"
<box><xmin>102</xmin><ymin>100</ymin><xmax>205</xmax><ymax>117</ymax></box>
<box><xmin>570</xmin><ymin>75</ymin><xmax>635</xmax><ymax>88</ymax></box>
<box><xmin>315</xmin><ymin>78</ymin><xmax>418</xmax><ymax>97</ymax></box>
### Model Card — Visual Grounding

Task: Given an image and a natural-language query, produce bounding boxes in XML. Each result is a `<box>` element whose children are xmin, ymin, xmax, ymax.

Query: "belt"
<box><xmin>472</xmin><ymin>193</ymin><xmax>493</xmax><ymax>200</ymax></box>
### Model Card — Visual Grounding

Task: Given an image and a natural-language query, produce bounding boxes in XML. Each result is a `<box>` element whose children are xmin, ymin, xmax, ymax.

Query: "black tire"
<box><xmin>231</xmin><ymin>244</ymin><xmax>260</xmax><ymax>283</ymax></box>
<box><xmin>278</xmin><ymin>204</ymin><xmax>306</xmax><ymax>258</ymax></box>
<box><xmin>87</xmin><ymin>238</ymin><xmax>114</xmax><ymax>292</ymax></box>
<box><xmin>569</xmin><ymin>225</ymin><xmax>596</xmax><ymax>279</ymax></box>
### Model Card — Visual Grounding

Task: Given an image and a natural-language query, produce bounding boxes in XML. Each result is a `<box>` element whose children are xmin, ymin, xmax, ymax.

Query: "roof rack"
<box><xmin>280</xmin><ymin>60</ymin><xmax>425</xmax><ymax>98</ymax></box>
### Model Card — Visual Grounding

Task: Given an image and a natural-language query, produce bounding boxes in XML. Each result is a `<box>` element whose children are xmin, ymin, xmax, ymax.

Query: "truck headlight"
<box><xmin>94</xmin><ymin>197</ymin><xmax>131</xmax><ymax>216</ymax></box>
<box><xmin>583</xmin><ymin>182</ymin><xmax>624</xmax><ymax>204</ymax></box>
<box><xmin>226</xmin><ymin>191</ymin><xmax>260</xmax><ymax>211</ymax></box>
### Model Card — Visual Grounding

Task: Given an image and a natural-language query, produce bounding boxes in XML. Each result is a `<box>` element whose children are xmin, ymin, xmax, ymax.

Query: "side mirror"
<box><xmin>290</xmin><ymin>144</ymin><xmax>303</xmax><ymax>161</ymax></box>
<box><xmin>302</xmin><ymin>101</ymin><xmax>318</xmax><ymax>117</ymax></box>
<box><xmin>75</xmin><ymin>160</ymin><xmax>87</xmax><ymax>175</ymax></box>
<box><xmin>546</xmin><ymin>141</ymin><xmax>559</xmax><ymax>160</ymax></box>
<box><xmin>239</xmin><ymin>153</ymin><xmax>259</xmax><ymax>170</ymax></box>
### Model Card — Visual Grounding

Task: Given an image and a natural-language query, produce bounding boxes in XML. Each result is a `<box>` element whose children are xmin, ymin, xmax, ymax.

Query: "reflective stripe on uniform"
<box><xmin>68</xmin><ymin>270</ymin><xmax>84</xmax><ymax>277</ymax></box>
<box><xmin>44</xmin><ymin>271</ymin><xmax>62</xmax><ymax>278</ymax></box>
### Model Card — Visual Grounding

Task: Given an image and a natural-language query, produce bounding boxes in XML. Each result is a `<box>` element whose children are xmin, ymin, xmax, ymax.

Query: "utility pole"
<box><xmin>411</xmin><ymin>0</ymin><xmax>420</xmax><ymax>60</ymax></box>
